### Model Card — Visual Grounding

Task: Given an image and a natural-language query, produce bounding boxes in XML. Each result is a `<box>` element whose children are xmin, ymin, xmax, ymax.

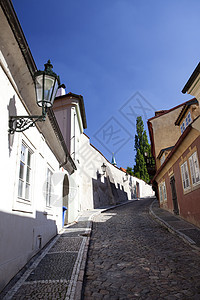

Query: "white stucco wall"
<box><xmin>76</xmin><ymin>133</ymin><xmax>155</xmax><ymax>211</ymax></box>
<box><xmin>0</xmin><ymin>50</ymin><xmax>64</xmax><ymax>291</ymax></box>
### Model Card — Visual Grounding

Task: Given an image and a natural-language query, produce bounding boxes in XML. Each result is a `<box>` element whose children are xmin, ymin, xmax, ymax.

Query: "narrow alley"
<box><xmin>82</xmin><ymin>199</ymin><xmax>200</xmax><ymax>299</ymax></box>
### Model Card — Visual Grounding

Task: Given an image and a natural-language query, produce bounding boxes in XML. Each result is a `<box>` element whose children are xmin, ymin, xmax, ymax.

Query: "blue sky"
<box><xmin>12</xmin><ymin>0</ymin><xmax>200</xmax><ymax>168</ymax></box>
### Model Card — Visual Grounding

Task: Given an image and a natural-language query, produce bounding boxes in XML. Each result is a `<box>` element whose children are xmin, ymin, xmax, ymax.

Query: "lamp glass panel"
<box><xmin>35</xmin><ymin>74</ymin><xmax>43</xmax><ymax>107</ymax></box>
<box><xmin>50</xmin><ymin>80</ymin><xmax>59</xmax><ymax>106</ymax></box>
<box><xmin>44</xmin><ymin>75</ymin><xmax>55</xmax><ymax>107</ymax></box>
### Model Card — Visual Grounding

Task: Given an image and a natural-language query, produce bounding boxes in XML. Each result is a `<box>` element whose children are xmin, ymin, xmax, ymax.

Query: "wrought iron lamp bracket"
<box><xmin>9</xmin><ymin>114</ymin><xmax>46</xmax><ymax>134</ymax></box>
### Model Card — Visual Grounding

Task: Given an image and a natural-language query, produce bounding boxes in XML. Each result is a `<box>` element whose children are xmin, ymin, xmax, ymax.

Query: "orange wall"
<box><xmin>159</xmin><ymin>135</ymin><xmax>200</xmax><ymax>227</ymax></box>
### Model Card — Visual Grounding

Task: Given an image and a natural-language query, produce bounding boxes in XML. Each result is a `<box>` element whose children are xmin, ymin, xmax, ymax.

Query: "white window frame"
<box><xmin>182</xmin><ymin>121</ymin><xmax>185</xmax><ymax>132</ymax></box>
<box><xmin>187</xmin><ymin>111</ymin><xmax>192</xmax><ymax>124</ymax></box>
<box><xmin>180</xmin><ymin>112</ymin><xmax>192</xmax><ymax>134</ymax></box>
<box><xmin>181</xmin><ymin>161</ymin><xmax>190</xmax><ymax>191</ymax></box>
<box><xmin>189</xmin><ymin>151</ymin><xmax>200</xmax><ymax>187</ymax></box>
<box><xmin>45</xmin><ymin>168</ymin><xmax>53</xmax><ymax>207</ymax></box>
<box><xmin>185</xmin><ymin>115</ymin><xmax>189</xmax><ymax>127</ymax></box>
<box><xmin>18</xmin><ymin>142</ymin><xmax>33</xmax><ymax>202</ymax></box>
<box><xmin>163</xmin><ymin>181</ymin><xmax>167</xmax><ymax>201</ymax></box>
<box><xmin>159</xmin><ymin>184</ymin><xmax>163</xmax><ymax>203</ymax></box>
<box><xmin>160</xmin><ymin>153</ymin><xmax>165</xmax><ymax>165</ymax></box>
<box><xmin>180</xmin><ymin>125</ymin><xmax>183</xmax><ymax>134</ymax></box>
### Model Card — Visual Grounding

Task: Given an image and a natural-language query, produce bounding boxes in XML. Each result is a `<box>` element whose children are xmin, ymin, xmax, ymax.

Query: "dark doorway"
<box><xmin>136</xmin><ymin>182</ymin><xmax>140</xmax><ymax>198</ymax></box>
<box><xmin>63</xmin><ymin>175</ymin><xmax>69</xmax><ymax>225</ymax></box>
<box><xmin>170</xmin><ymin>175</ymin><xmax>179</xmax><ymax>215</ymax></box>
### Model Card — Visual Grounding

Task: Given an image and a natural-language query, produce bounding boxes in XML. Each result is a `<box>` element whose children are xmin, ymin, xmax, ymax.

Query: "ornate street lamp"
<box><xmin>9</xmin><ymin>60</ymin><xmax>65</xmax><ymax>134</ymax></box>
<box><xmin>101</xmin><ymin>163</ymin><xmax>107</xmax><ymax>175</ymax></box>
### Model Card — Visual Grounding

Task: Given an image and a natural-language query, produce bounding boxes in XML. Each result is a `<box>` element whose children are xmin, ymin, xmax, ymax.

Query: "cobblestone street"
<box><xmin>83</xmin><ymin>199</ymin><xmax>200</xmax><ymax>299</ymax></box>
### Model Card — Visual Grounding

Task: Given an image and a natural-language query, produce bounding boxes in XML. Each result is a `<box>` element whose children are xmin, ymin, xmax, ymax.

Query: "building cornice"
<box><xmin>152</xmin><ymin>125</ymin><xmax>192</xmax><ymax>183</ymax></box>
<box><xmin>175</xmin><ymin>98</ymin><xmax>198</xmax><ymax>126</ymax></box>
<box><xmin>0</xmin><ymin>0</ymin><xmax>37</xmax><ymax>77</ymax></box>
<box><xmin>182</xmin><ymin>62</ymin><xmax>200</xmax><ymax>94</ymax></box>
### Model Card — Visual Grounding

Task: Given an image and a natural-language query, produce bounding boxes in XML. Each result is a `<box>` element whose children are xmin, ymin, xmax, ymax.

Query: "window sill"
<box><xmin>43</xmin><ymin>207</ymin><xmax>53</xmax><ymax>216</ymax></box>
<box><xmin>12</xmin><ymin>198</ymin><xmax>33</xmax><ymax>213</ymax></box>
<box><xmin>183</xmin><ymin>184</ymin><xmax>200</xmax><ymax>195</ymax></box>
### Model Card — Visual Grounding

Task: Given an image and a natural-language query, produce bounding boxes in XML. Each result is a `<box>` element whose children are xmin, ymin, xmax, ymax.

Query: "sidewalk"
<box><xmin>0</xmin><ymin>200</ymin><xmax>137</xmax><ymax>300</ymax></box>
<box><xmin>0</xmin><ymin>210</ymin><xmax>99</xmax><ymax>300</ymax></box>
<box><xmin>150</xmin><ymin>199</ymin><xmax>200</xmax><ymax>250</ymax></box>
<box><xmin>1</xmin><ymin>198</ymin><xmax>200</xmax><ymax>300</ymax></box>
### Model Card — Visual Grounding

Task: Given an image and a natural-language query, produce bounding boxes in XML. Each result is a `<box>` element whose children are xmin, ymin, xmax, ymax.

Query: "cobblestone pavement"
<box><xmin>82</xmin><ymin>199</ymin><xmax>200</xmax><ymax>300</ymax></box>
<box><xmin>1</xmin><ymin>218</ymin><xmax>93</xmax><ymax>300</ymax></box>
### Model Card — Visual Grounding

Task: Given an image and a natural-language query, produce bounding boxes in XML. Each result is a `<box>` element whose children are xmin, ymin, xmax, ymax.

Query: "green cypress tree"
<box><xmin>126</xmin><ymin>166</ymin><xmax>133</xmax><ymax>176</ymax></box>
<box><xmin>133</xmin><ymin>116</ymin><xmax>150</xmax><ymax>183</ymax></box>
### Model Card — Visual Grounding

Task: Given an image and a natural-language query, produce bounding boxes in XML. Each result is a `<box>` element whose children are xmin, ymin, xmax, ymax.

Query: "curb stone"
<box><xmin>149</xmin><ymin>200</ymin><xmax>199</xmax><ymax>250</ymax></box>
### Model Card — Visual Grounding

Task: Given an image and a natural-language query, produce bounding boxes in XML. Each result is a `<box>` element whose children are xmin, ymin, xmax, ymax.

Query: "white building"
<box><xmin>0</xmin><ymin>0</ymin><xmax>75</xmax><ymax>291</ymax></box>
<box><xmin>0</xmin><ymin>0</ymin><xmax>154</xmax><ymax>292</ymax></box>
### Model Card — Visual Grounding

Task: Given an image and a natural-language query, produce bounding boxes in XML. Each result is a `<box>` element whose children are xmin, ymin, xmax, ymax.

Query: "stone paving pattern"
<box><xmin>1</xmin><ymin>226</ymin><xmax>86</xmax><ymax>300</ymax></box>
<box><xmin>2</xmin><ymin>199</ymin><xmax>200</xmax><ymax>299</ymax></box>
<box><xmin>83</xmin><ymin>199</ymin><xmax>200</xmax><ymax>299</ymax></box>
<box><xmin>12</xmin><ymin>281</ymin><xmax>69</xmax><ymax>300</ymax></box>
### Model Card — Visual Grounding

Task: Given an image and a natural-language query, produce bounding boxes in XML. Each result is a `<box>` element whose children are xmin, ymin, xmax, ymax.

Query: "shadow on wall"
<box><xmin>0</xmin><ymin>210</ymin><xmax>57</xmax><ymax>292</ymax></box>
<box><xmin>129</xmin><ymin>176</ymin><xmax>136</xmax><ymax>199</ymax></box>
<box><xmin>92</xmin><ymin>174</ymin><xmax>128</xmax><ymax>209</ymax></box>
<box><xmin>7</xmin><ymin>95</ymin><xmax>17</xmax><ymax>156</ymax></box>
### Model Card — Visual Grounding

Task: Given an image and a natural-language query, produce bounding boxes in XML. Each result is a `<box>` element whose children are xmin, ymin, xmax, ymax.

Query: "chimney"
<box><xmin>56</xmin><ymin>87</ymin><xmax>66</xmax><ymax>97</ymax></box>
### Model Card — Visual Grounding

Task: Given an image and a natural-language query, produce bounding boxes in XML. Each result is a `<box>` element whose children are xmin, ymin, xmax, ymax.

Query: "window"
<box><xmin>189</xmin><ymin>152</ymin><xmax>200</xmax><ymax>186</ymax></box>
<box><xmin>180</xmin><ymin>125</ymin><xmax>183</xmax><ymax>134</ymax></box>
<box><xmin>159</xmin><ymin>182</ymin><xmax>167</xmax><ymax>203</ymax></box>
<box><xmin>159</xmin><ymin>184</ymin><xmax>163</xmax><ymax>203</ymax></box>
<box><xmin>180</xmin><ymin>112</ymin><xmax>192</xmax><ymax>134</ymax></box>
<box><xmin>46</xmin><ymin>168</ymin><xmax>53</xmax><ymax>207</ymax></box>
<box><xmin>188</xmin><ymin>112</ymin><xmax>192</xmax><ymax>124</ymax></box>
<box><xmin>160</xmin><ymin>153</ymin><xmax>165</xmax><ymax>165</ymax></box>
<box><xmin>181</xmin><ymin>161</ymin><xmax>190</xmax><ymax>191</ymax></box>
<box><xmin>18</xmin><ymin>143</ymin><xmax>32</xmax><ymax>201</ymax></box>
<box><xmin>163</xmin><ymin>182</ymin><xmax>167</xmax><ymax>201</ymax></box>
<box><xmin>185</xmin><ymin>116</ymin><xmax>189</xmax><ymax>127</ymax></box>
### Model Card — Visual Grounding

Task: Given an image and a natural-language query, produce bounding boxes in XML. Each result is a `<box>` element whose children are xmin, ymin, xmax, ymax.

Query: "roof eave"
<box><xmin>182</xmin><ymin>62</ymin><xmax>200</xmax><ymax>94</ymax></box>
<box><xmin>0</xmin><ymin>0</ymin><xmax>37</xmax><ymax>78</ymax></box>
<box><xmin>175</xmin><ymin>98</ymin><xmax>198</xmax><ymax>126</ymax></box>
<box><xmin>152</xmin><ymin>126</ymin><xmax>192</xmax><ymax>182</ymax></box>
